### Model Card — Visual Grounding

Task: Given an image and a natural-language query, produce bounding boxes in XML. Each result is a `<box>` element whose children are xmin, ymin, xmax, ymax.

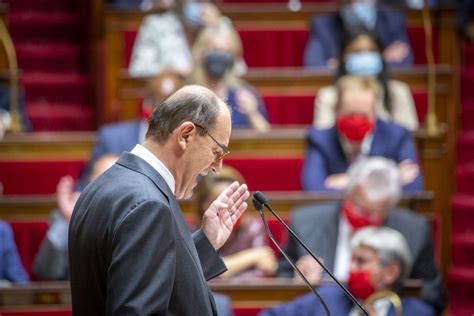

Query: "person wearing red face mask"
<box><xmin>261</xmin><ymin>227</ymin><xmax>436</xmax><ymax>316</ymax></box>
<box><xmin>302</xmin><ymin>75</ymin><xmax>423</xmax><ymax>192</ymax></box>
<box><xmin>279</xmin><ymin>157</ymin><xmax>446</xmax><ymax>313</ymax></box>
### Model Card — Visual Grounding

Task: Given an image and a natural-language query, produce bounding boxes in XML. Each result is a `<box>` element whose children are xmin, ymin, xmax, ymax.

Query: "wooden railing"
<box><xmin>0</xmin><ymin>191</ymin><xmax>434</xmax><ymax>221</ymax></box>
<box><xmin>0</xmin><ymin>279</ymin><xmax>422</xmax><ymax>310</ymax></box>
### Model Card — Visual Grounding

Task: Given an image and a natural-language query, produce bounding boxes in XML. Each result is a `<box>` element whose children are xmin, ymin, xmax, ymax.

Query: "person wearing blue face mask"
<box><xmin>313</xmin><ymin>29</ymin><xmax>419</xmax><ymax>132</ymax></box>
<box><xmin>303</xmin><ymin>0</ymin><xmax>413</xmax><ymax>69</ymax></box>
<box><xmin>129</xmin><ymin>0</ymin><xmax>234</xmax><ymax>78</ymax></box>
<box><xmin>189</xmin><ymin>26</ymin><xmax>270</xmax><ymax>132</ymax></box>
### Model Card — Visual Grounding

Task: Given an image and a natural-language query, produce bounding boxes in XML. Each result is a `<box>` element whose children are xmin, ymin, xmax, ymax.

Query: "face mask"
<box><xmin>183</xmin><ymin>2</ymin><xmax>202</xmax><ymax>29</ymax></box>
<box><xmin>345</xmin><ymin>51</ymin><xmax>383</xmax><ymax>77</ymax></box>
<box><xmin>336</xmin><ymin>114</ymin><xmax>374</xmax><ymax>143</ymax></box>
<box><xmin>341</xmin><ymin>2</ymin><xmax>377</xmax><ymax>30</ymax></box>
<box><xmin>342</xmin><ymin>200</ymin><xmax>383</xmax><ymax>231</ymax></box>
<box><xmin>203</xmin><ymin>52</ymin><xmax>234</xmax><ymax>79</ymax></box>
<box><xmin>348</xmin><ymin>270</ymin><xmax>375</xmax><ymax>300</ymax></box>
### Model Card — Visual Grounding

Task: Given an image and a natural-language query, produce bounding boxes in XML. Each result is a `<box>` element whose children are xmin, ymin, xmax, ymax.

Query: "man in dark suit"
<box><xmin>280</xmin><ymin>157</ymin><xmax>445</xmax><ymax>312</ymax></box>
<box><xmin>76</xmin><ymin>72</ymin><xmax>183</xmax><ymax>190</ymax></box>
<box><xmin>302</xmin><ymin>75</ymin><xmax>423</xmax><ymax>192</ymax></box>
<box><xmin>69</xmin><ymin>85</ymin><xmax>250</xmax><ymax>315</ymax></box>
<box><xmin>263</xmin><ymin>227</ymin><xmax>436</xmax><ymax>316</ymax></box>
<box><xmin>303</xmin><ymin>1</ymin><xmax>412</xmax><ymax>69</ymax></box>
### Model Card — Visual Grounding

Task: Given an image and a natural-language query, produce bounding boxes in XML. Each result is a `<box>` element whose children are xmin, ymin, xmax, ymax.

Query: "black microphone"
<box><xmin>252</xmin><ymin>191</ymin><xmax>369</xmax><ymax>316</ymax></box>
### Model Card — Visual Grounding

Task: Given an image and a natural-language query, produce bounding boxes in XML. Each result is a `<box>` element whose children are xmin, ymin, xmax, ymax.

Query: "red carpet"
<box><xmin>449</xmin><ymin>42</ymin><xmax>474</xmax><ymax>315</ymax></box>
<box><xmin>4</xmin><ymin>0</ymin><xmax>93</xmax><ymax>131</ymax></box>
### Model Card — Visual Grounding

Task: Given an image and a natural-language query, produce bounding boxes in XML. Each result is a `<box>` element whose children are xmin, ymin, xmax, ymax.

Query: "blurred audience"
<box><xmin>0</xmin><ymin>83</ymin><xmax>32</xmax><ymax>139</ymax></box>
<box><xmin>189</xmin><ymin>26</ymin><xmax>270</xmax><ymax>131</ymax></box>
<box><xmin>302</xmin><ymin>75</ymin><xmax>422</xmax><ymax>192</ymax></box>
<box><xmin>304</xmin><ymin>0</ymin><xmax>412</xmax><ymax>69</ymax></box>
<box><xmin>261</xmin><ymin>227</ymin><xmax>436</xmax><ymax>316</ymax></box>
<box><xmin>0</xmin><ymin>220</ymin><xmax>29</xmax><ymax>284</ymax></box>
<box><xmin>457</xmin><ymin>0</ymin><xmax>474</xmax><ymax>42</ymax></box>
<box><xmin>32</xmin><ymin>155</ymin><xmax>119</xmax><ymax>281</ymax></box>
<box><xmin>194</xmin><ymin>166</ymin><xmax>277</xmax><ymax>279</ymax></box>
<box><xmin>129</xmin><ymin>0</ymin><xmax>232</xmax><ymax>78</ymax></box>
<box><xmin>314</xmin><ymin>29</ymin><xmax>418</xmax><ymax>132</ymax></box>
<box><xmin>76</xmin><ymin>72</ymin><xmax>182</xmax><ymax>190</ymax></box>
<box><xmin>281</xmin><ymin>157</ymin><xmax>445</xmax><ymax>312</ymax></box>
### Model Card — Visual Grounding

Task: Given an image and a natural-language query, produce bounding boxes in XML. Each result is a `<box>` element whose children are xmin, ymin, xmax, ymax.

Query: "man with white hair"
<box><xmin>277</xmin><ymin>157</ymin><xmax>446</xmax><ymax>312</ymax></box>
<box><xmin>263</xmin><ymin>227</ymin><xmax>436</xmax><ymax>315</ymax></box>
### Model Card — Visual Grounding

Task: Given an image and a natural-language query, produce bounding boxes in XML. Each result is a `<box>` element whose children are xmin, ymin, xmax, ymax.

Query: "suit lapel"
<box><xmin>117</xmin><ymin>153</ymin><xmax>214</xmax><ymax>311</ymax></box>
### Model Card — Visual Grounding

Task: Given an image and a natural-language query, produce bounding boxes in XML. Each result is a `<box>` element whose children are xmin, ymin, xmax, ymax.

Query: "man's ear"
<box><xmin>176</xmin><ymin>122</ymin><xmax>197</xmax><ymax>150</ymax></box>
<box><xmin>381</xmin><ymin>263</ymin><xmax>401</xmax><ymax>288</ymax></box>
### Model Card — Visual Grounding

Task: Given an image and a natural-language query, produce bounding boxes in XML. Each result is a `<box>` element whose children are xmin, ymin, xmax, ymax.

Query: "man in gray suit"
<box><xmin>277</xmin><ymin>157</ymin><xmax>446</xmax><ymax>313</ymax></box>
<box><xmin>69</xmin><ymin>85</ymin><xmax>249</xmax><ymax>315</ymax></box>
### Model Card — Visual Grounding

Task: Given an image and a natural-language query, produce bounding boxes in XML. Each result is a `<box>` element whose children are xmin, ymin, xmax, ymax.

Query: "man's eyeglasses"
<box><xmin>194</xmin><ymin>123</ymin><xmax>230</xmax><ymax>160</ymax></box>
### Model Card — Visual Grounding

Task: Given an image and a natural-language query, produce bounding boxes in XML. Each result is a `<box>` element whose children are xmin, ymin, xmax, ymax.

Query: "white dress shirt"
<box><xmin>131</xmin><ymin>144</ymin><xmax>175</xmax><ymax>194</ymax></box>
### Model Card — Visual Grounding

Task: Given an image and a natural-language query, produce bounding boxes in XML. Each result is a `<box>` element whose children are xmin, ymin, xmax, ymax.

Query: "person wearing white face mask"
<box><xmin>303</xmin><ymin>0</ymin><xmax>412</xmax><ymax>69</ymax></box>
<box><xmin>313</xmin><ymin>29</ymin><xmax>419</xmax><ymax>132</ymax></box>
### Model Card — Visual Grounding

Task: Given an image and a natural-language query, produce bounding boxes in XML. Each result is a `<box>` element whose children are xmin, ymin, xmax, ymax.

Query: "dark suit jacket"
<box><xmin>301</xmin><ymin>119</ymin><xmax>423</xmax><ymax>192</ymax></box>
<box><xmin>276</xmin><ymin>202</ymin><xmax>446</xmax><ymax>312</ymax></box>
<box><xmin>259</xmin><ymin>284</ymin><xmax>436</xmax><ymax>316</ymax></box>
<box><xmin>303</xmin><ymin>10</ymin><xmax>413</xmax><ymax>68</ymax></box>
<box><xmin>69</xmin><ymin>152</ymin><xmax>227</xmax><ymax>315</ymax></box>
<box><xmin>76</xmin><ymin>120</ymin><xmax>142</xmax><ymax>190</ymax></box>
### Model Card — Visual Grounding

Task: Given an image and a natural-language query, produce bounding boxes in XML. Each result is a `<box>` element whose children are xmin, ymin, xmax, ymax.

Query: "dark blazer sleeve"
<box><xmin>304</xmin><ymin>16</ymin><xmax>339</xmax><ymax>68</ymax></box>
<box><xmin>395</xmin><ymin>128</ymin><xmax>424</xmax><ymax>191</ymax></box>
<box><xmin>193</xmin><ymin>229</ymin><xmax>227</xmax><ymax>280</ymax></box>
<box><xmin>379</xmin><ymin>10</ymin><xmax>413</xmax><ymax>67</ymax></box>
<box><xmin>0</xmin><ymin>222</ymin><xmax>29</xmax><ymax>283</ymax></box>
<box><xmin>411</xmin><ymin>220</ymin><xmax>447</xmax><ymax>312</ymax></box>
<box><xmin>302</xmin><ymin>129</ymin><xmax>332</xmax><ymax>191</ymax></box>
<box><xmin>76</xmin><ymin>127</ymin><xmax>112</xmax><ymax>191</ymax></box>
<box><xmin>106</xmin><ymin>200</ymin><xmax>177</xmax><ymax>315</ymax></box>
<box><xmin>32</xmin><ymin>212</ymin><xmax>69</xmax><ymax>281</ymax></box>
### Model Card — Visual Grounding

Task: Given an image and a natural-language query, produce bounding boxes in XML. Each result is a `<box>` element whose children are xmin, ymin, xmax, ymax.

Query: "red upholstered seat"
<box><xmin>10</xmin><ymin>221</ymin><xmax>49</xmax><ymax>280</ymax></box>
<box><xmin>0</xmin><ymin>160</ymin><xmax>86</xmax><ymax>195</ymax></box>
<box><xmin>263</xmin><ymin>95</ymin><xmax>315</xmax><ymax>125</ymax></box>
<box><xmin>224</xmin><ymin>157</ymin><xmax>303</xmax><ymax>191</ymax></box>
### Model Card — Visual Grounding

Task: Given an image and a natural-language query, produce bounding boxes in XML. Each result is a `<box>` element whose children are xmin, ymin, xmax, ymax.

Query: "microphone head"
<box><xmin>252</xmin><ymin>191</ymin><xmax>268</xmax><ymax>211</ymax></box>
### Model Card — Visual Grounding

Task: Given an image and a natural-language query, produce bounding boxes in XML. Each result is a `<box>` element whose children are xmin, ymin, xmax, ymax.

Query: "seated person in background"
<box><xmin>129</xmin><ymin>0</ymin><xmax>233</xmax><ymax>78</ymax></box>
<box><xmin>281</xmin><ymin>157</ymin><xmax>445</xmax><ymax>312</ymax></box>
<box><xmin>0</xmin><ymin>83</ymin><xmax>32</xmax><ymax>139</ymax></box>
<box><xmin>32</xmin><ymin>154</ymin><xmax>119</xmax><ymax>281</ymax></box>
<box><xmin>76</xmin><ymin>71</ymin><xmax>182</xmax><ymax>190</ymax></box>
<box><xmin>189</xmin><ymin>25</ymin><xmax>270</xmax><ymax>131</ymax></box>
<box><xmin>304</xmin><ymin>0</ymin><xmax>412</xmax><ymax>69</ymax></box>
<box><xmin>314</xmin><ymin>29</ymin><xmax>418</xmax><ymax>132</ymax></box>
<box><xmin>194</xmin><ymin>166</ymin><xmax>277</xmax><ymax>279</ymax></box>
<box><xmin>261</xmin><ymin>227</ymin><xmax>436</xmax><ymax>316</ymax></box>
<box><xmin>302</xmin><ymin>75</ymin><xmax>422</xmax><ymax>192</ymax></box>
<box><xmin>0</xmin><ymin>220</ymin><xmax>29</xmax><ymax>284</ymax></box>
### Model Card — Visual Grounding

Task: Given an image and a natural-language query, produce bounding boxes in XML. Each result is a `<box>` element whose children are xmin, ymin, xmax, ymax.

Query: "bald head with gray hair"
<box><xmin>351</xmin><ymin>227</ymin><xmax>412</xmax><ymax>290</ymax></box>
<box><xmin>146</xmin><ymin>85</ymin><xmax>231</xmax><ymax>143</ymax></box>
<box><xmin>346</xmin><ymin>157</ymin><xmax>402</xmax><ymax>206</ymax></box>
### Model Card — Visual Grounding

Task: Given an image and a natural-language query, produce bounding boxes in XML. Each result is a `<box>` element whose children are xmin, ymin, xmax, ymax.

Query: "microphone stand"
<box><xmin>253</xmin><ymin>192</ymin><xmax>369</xmax><ymax>316</ymax></box>
<box><xmin>255</xmin><ymin>204</ymin><xmax>331</xmax><ymax>316</ymax></box>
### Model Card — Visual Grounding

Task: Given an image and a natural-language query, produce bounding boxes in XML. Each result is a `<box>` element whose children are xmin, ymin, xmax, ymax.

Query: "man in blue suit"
<box><xmin>304</xmin><ymin>0</ymin><xmax>413</xmax><ymax>69</ymax></box>
<box><xmin>302</xmin><ymin>75</ymin><xmax>423</xmax><ymax>192</ymax></box>
<box><xmin>262</xmin><ymin>227</ymin><xmax>436</xmax><ymax>316</ymax></box>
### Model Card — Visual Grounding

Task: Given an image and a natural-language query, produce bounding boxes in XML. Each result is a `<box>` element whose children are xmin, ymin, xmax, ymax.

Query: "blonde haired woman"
<box><xmin>189</xmin><ymin>26</ymin><xmax>270</xmax><ymax>131</ymax></box>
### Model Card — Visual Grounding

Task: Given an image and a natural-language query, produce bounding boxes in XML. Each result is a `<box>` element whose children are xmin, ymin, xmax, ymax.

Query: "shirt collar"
<box><xmin>130</xmin><ymin>144</ymin><xmax>175</xmax><ymax>194</ymax></box>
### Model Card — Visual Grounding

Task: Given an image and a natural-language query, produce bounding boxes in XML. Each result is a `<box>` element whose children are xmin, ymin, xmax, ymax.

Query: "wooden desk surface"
<box><xmin>0</xmin><ymin>278</ymin><xmax>422</xmax><ymax>310</ymax></box>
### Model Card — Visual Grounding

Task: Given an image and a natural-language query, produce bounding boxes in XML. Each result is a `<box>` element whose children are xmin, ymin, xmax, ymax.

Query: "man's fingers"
<box><xmin>215</xmin><ymin>181</ymin><xmax>240</xmax><ymax>203</ymax></box>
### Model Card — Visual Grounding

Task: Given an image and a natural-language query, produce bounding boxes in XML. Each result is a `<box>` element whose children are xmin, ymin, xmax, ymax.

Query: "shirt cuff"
<box><xmin>47</xmin><ymin>217</ymin><xmax>69</xmax><ymax>251</ymax></box>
